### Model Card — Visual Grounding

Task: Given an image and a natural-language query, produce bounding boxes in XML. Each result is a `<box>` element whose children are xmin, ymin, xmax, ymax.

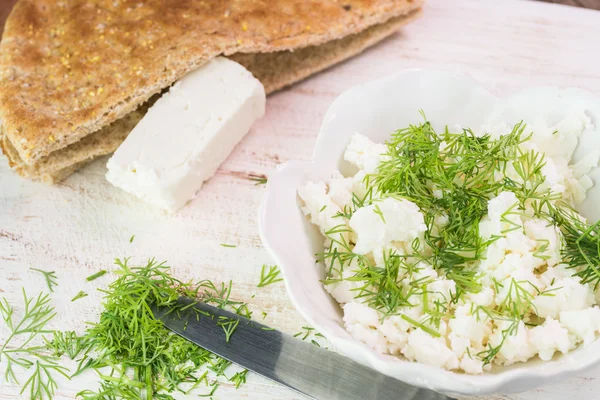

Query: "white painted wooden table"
<box><xmin>2</xmin><ymin>0</ymin><xmax>600</xmax><ymax>398</ymax></box>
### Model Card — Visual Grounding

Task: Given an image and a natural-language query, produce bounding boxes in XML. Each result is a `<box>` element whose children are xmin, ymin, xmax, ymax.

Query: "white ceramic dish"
<box><xmin>258</xmin><ymin>69</ymin><xmax>600</xmax><ymax>396</ymax></box>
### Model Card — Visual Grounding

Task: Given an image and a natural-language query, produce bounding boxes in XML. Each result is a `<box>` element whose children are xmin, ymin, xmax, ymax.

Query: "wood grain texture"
<box><xmin>2</xmin><ymin>0</ymin><xmax>600</xmax><ymax>399</ymax></box>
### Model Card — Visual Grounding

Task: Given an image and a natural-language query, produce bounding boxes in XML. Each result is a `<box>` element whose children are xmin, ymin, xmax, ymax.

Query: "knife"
<box><xmin>151</xmin><ymin>297</ymin><xmax>453</xmax><ymax>400</ymax></box>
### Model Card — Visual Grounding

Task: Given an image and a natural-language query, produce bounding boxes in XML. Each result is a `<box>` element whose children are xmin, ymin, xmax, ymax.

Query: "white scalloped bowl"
<box><xmin>258</xmin><ymin>69</ymin><xmax>600</xmax><ymax>396</ymax></box>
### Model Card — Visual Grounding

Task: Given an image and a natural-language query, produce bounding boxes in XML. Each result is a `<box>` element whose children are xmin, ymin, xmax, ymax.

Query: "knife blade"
<box><xmin>151</xmin><ymin>297</ymin><xmax>453</xmax><ymax>400</ymax></box>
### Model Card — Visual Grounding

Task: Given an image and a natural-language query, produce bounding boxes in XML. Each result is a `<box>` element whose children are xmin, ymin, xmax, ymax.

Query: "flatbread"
<box><xmin>0</xmin><ymin>0</ymin><xmax>423</xmax><ymax>182</ymax></box>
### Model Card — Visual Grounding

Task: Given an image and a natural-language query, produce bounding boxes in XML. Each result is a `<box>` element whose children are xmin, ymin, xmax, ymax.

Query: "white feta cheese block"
<box><xmin>106</xmin><ymin>57</ymin><xmax>266</xmax><ymax>211</ymax></box>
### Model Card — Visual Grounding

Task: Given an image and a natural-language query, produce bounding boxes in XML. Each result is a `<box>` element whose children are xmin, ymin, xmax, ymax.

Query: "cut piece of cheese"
<box><xmin>106</xmin><ymin>57</ymin><xmax>266</xmax><ymax>211</ymax></box>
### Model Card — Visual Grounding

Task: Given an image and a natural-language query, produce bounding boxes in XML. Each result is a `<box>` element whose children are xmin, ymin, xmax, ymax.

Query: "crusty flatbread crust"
<box><xmin>0</xmin><ymin>0</ymin><xmax>422</xmax><ymax>168</ymax></box>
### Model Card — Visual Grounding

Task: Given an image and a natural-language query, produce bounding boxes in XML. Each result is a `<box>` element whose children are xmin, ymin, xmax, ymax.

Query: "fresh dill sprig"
<box><xmin>200</xmin><ymin>279</ymin><xmax>244</xmax><ymax>309</ymax></box>
<box><xmin>0</xmin><ymin>289</ymin><xmax>67</xmax><ymax>399</ymax></box>
<box><xmin>228</xmin><ymin>369</ymin><xmax>248</xmax><ymax>389</ymax></box>
<box><xmin>0</xmin><ymin>290</ymin><xmax>57</xmax><ymax>355</ymax></box>
<box><xmin>86</xmin><ymin>270</ymin><xmax>107</xmax><ymax>281</ymax></box>
<box><xmin>497</xmin><ymin>278</ymin><xmax>538</xmax><ymax>319</ymax></box>
<box><xmin>553</xmin><ymin>205</ymin><xmax>600</xmax><ymax>290</ymax></box>
<box><xmin>44</xmin><ymin>331</ymin><xmax>93</xmax><ymax>360</ymax></box>
<box><xmin>477</xmin><ymin>322</ymin><xmax>519</xmax><ymax>364</ymax></box>
<box><xmin>208</xmin><ymin>358</ymin><xmax>232</xmax><ymax>377</ymax></box>
<box><xmin>30</xmin><ymin>269</ymin><xmax>58</xmax><ymax>293</ymax></box>
<box><xmin>21</xmin><ymin>360</ymin><xmax>70</xmax><ymax>399</ymax></box>
<box><xmin>217</xmin><ymin>316</ymin><xmax>240</xmax><ymax>343</ymax></box>
<box><xmin>351</xmin><ymin>250</ymin><xmax>416</xmax><ymax>316</ymax></box>
<box><xmin>71</xmin><ymin>291</ymin><xmax>88</xmax><ymax>302</ymax></box>
<box><xmin>234</xmin><ymin>303</ymin><xmax>253</xmax><ymax>319</ymax></box>
<box><xmin>373</xmin><ymin>204</ymin><xmax>386</xmax><ymax>223</ymax></box>
<box><xmin>197</xmin><ymin>381</ymin><xmax>220</xmax><ymax>397</ymax></box>
<box><xmin>257</xmin><ymin>265</ymin><xmax>283</xmax><ymax>287</ymax></box>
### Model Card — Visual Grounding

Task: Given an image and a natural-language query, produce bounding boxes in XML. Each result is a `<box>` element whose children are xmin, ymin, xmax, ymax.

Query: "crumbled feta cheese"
<box><xmin>344</xmin><ymin>134</ymin><xmax>389</xmax><ymax>174</ymax></box>
<box><xmin>299</xmin><ymin>115</ymin><xmax>600</xmax><ymax>374</ymax></box>
<box><xmin>449</xmin><ymin>305</ymin><xmax>492</xmax><ymax>347</ymax></box>
<box><xmin>479</xmin><ymin>191</ymin><xmax>521</xmax><ymax>239</ymax></box>
<box><xmin>379</xmin><ymin>315</ymin><xmax>412</xmax><ymax>354</ymax></box>
<box><xmin>460</xmin><ymin>354</ymin><xmax>486</xmax><ymax>375</ymax></box>
<box><xmin>479</xmin><ymin>238</ymin><xmax>507</xmax><ymax>272</ymax></box>
<box><xmin>426</xmin><ymin>278</ymin><xmax>457</xmax><ymax>306</ymax></box>
<box><xmin>465</xmin><ymin>287</ymin><xmax>496</xmax><ymax>308</ymax></box>
<box><xmin>489</xmin><ymin>321</ymin><xmax>536</xmax><ymax>365</ymax></box>
<box><xmin>529</xmin><ymin>317</ymin><xmax>574</xmax><ymax>361</ymax></box>
<box><xmin>327</xmin><ymin>171</ymin><xmax>355</xmax><ymax>210</ymax></box>
<box><xmin>403</xmin><ymin>328</ymin><xmax>460</xmax><ymax>370</ymax></box>
<box><xmin>349</xmin><ymin>198</ymin><xmax>426</xmax><ymax>255</ymax></box>
<box><xmin>560</xmin><ymin>308</ymin><xmax>600</xmax><ymax>345</ymax></box>
<box><xmin>325</xmin><ymin>258</ymin><xmax>364</xmax><ymax>304</ymax></box>
<box><xmin>297</xmin><ymin>181</ymin><xmax>346</xmax><ymax>239</ymax></box>
<box><xmin>532</xmin><ymin>277</ymin><xmax>595</xmax><ymax>319</ymax></box>
<box><xmin>573</xmin><ymin>150</ymin><xmax>600</xmax><ymax>179</ymax></box>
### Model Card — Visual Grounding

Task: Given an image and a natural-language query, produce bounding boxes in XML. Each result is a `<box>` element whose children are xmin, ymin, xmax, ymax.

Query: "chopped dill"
<box><xmin>1</xmin><ymin>259</ymin><xmax>254</xmax><ymax>399</ymax></box>
<box><xmin>401</xmin><ymin>314</ymin><xmax>440</xmax><ymax>338</ymax></box>
<box><xmin>45</xmin><ymin>331</ymin><xmax>93</xmax><ymax>360</ymax></box>
<box><xmin>292</xmin><ymin>325</ymin><xmax>328</xmax><ymax>348</ymax></box>
<box><xmin>228</xmin><ymin>369</ymin><xmax>248</xmax><ymax>389</ymax></box>
<box><xmin>70</xmin><ymin>290</ymin><xmax>88</xmax><ymax>302</ymax></box>
<box><xmin>249</xmin><ymin>175</ymin><xmax>268</xmax><ymax>185</ymax></box>
<box><xmin>293</xmin><ymin>326</ymin><xmax>315</xmax><ymax>340</ymax></box>
<box><xmin>85</xmin><ymin>270</ymin><xmax>107</xmax><ymax>281</ymax></box>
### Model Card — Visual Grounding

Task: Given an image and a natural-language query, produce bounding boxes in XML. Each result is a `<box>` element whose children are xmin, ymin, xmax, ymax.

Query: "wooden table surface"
<box><xmin>2</xmin><ymin>0</ymin><xmax>600</xmax><ymax>399</ymax></box>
